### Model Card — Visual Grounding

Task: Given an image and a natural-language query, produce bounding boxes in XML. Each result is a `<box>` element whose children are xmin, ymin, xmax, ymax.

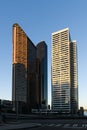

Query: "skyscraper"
<box><xmin>37</xmin><ymin>41</ymin><xmax>48</xmax><ymax>109</ymax></box>
<box><xmin>70</xmin><ymin>40</ymin><xmax>78</xmax><ymax>113</ymax></box>
<box><xmin>52</xmin><ymin>28</ymin><xmax>78</xmax><ymax>113</ymax></box>
<box><xmin>12</xmin><ymin>23</ymin><xmax>47</xmax><ymax>113</ymax></box>
<box><xmin>12</xmin><ymin>23</ymin><xmax>37</xmax><ymax>112</ymax></box>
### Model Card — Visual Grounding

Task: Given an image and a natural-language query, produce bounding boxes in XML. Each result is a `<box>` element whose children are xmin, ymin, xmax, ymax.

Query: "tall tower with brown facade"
<box><xmin>12</xmin><ymin>23</ymin><xmax>47</xmax><ymax>113</ymax></box>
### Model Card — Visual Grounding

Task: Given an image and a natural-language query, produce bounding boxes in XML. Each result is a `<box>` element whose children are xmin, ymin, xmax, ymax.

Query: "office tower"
<box><xmin>52</xmin><ymin>28</ymin><xmax>78</xmax><ymax>113</ymax></box>
<box><xmin>12</xmin><ymin>23</ymin><xmax>48</xmax><ymax>113</ymax></box>
<box><xmin>12</xmin><ymin>23</ymin><xmax>38</xmax><ymax>112</ymax></box>
<box><xmin>37</xmin><ymin>41</ymin><xmax>47</xmax><ymax>109</ymax></box>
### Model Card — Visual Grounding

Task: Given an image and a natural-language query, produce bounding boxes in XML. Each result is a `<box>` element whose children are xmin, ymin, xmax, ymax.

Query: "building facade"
<box><xmin>12</xmin><ymin>23</ymin><xmax>47</xmax><ymax>113</ymax></box>
<box><xmin>37</xmin><ymin>41</ymin><xmax>48</xmax><ymax>109</ymax></box>
<box><xmin>70</xmin><ymin>40</ymin><xmax>78</xmax><ymax>113</ymax></box>
<box><xmin>52</xmin><ymin>28</ymin><xmax>78</xmax><ymax>113</ymax></box>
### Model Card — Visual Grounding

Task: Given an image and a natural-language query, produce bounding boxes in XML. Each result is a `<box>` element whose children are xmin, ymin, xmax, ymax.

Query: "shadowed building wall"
<box><xmin>37</xmin><ymin>41</ymin><xmax>48</xmax><ymax>109</ymax></box>
<box><xmin>70</xmin><ymin>41</ymin><xmax>78</xmax><ymax>113</ymax></box>
<box><xmin>12</xmin><ymin>23</ymin><xmax>47</xmax><ymax>112</ymax></box>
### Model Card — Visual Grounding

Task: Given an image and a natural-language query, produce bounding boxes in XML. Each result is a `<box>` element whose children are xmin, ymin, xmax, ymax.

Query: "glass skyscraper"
<box><xmin>12</xmin><ymin>23</ymin><xmax>47</xmax><ymax>113</ymax></box>
<box><xmin>52</xmin><ymin>28</ymin><xmax>78</xmax><ymax>113</ymax></box>
<box><xmin>37</xmin><ymin>41</ymin><xmax>48</xmax><ymax>109</ymax></box>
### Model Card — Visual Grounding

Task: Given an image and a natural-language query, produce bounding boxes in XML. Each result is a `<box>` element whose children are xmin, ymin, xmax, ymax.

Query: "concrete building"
<box><xmin>52</xmin><ymin>28</ymin><xmax>78</xmax><ymax>113</ymax></box>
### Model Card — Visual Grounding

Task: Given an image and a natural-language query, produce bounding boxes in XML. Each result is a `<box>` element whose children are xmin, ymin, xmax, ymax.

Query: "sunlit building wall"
<box><xmin>12</xmin><ymin>23</ymin><xmax>38</xmax><ymax>112</ymax></box>
<box><xmin>52</xmin><ymin>28</ymin><xmax>78</xmax><ymax>113</ymax></box>
<box><xmin>12</xmin><ymin>23</ymin><xmax>48</xmax><ymax>112</ymax></box>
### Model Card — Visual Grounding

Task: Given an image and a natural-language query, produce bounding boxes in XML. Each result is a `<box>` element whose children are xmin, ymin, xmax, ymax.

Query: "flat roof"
<box><xmin>71</xmin><ymin>40</ymin><xmax>76</xmax><ymax>43</ymax></box>
<box><xmin>52</xmin><ymin>28</ymin><xmax>69</xmax><ymax>35</ymax></box>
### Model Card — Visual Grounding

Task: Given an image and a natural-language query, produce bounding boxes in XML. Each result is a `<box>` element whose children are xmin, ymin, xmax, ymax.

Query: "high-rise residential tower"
<box><xmin>12</xmin><ymin>23</ymin><xmax>47</xmax><ymax>113</ymax></box>
<box><xmin>70</xmin><ymin>40</ymin><xmax>78</xmax><ymax>113</ymax></box>
<box><xmin>52</xmin><ymin>28</ymin><xmax>78</xmax><ymax>113</ymax></box>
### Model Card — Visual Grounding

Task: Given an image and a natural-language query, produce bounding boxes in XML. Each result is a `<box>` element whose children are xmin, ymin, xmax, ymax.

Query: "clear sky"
<box><xmin>0</xmin><ymin>0</ymin><xmax>87</xmax><ymax>109</ymax></box>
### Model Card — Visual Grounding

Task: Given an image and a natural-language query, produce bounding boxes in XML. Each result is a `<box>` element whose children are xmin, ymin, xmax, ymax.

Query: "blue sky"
<box><xmin>0</xmin><ymin>0</ymin><xmax>87</xmax><ymax>109</ymax></box>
